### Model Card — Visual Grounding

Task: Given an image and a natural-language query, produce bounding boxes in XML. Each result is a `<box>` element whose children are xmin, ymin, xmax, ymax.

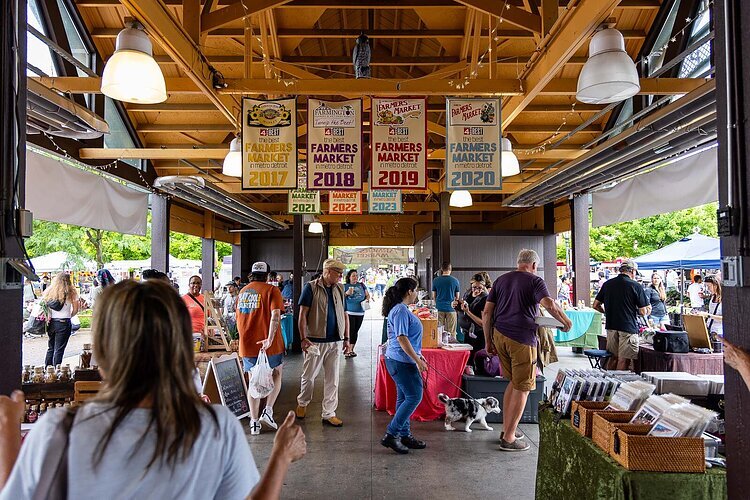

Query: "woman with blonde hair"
<box><xmin>43</xmin><ymin>272</ymin><xmax>80</xmax><ymax>366</ymax></box>
<box><xmin>0</xmin><ymin>279</ymin><xmax>305</xmax><ymax>498</ymax></box>
<box><xmin>646</xmin><ymin>273</ymin><xmax>669</xmax><ymax>328</ymax></box>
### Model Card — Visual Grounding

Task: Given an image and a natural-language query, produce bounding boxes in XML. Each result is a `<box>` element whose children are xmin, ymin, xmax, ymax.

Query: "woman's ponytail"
<box><xmin>382</xmin><ymin>277</ymin><xmax>417</xmax><ymax>317</ymax></box>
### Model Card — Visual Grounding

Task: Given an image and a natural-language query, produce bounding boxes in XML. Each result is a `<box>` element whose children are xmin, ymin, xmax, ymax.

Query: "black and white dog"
<box><xmin>438</xmin><ymin>393</ymin><xmax>501</xmax><ymax>432</ymax></box>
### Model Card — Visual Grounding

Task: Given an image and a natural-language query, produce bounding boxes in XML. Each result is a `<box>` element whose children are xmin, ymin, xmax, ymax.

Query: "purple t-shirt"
<box><xmin>487</xmin><ymin>271</ymin><xmax>551</xmax><ymax>346</ymax></box>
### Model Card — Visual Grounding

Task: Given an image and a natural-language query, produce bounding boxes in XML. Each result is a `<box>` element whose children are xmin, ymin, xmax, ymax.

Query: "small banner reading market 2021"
<box><xmin>242</xmin><ymin>97</ymin><xmax>297</xmax><ymax>190</ymax></box>
<box><xmin>307</xmin><ymin>99</ymin><xmax>362</xmax><ymax>191</ymax></box>
<box><xmin>288</xmin><ymin>189</ymin><xmax>320</xmax><ymax>215</ymax></box>
<box><xmin>370</xmin><ymin>97</ymin><xmax>427</xmax><ymax>190</ymax></box>
<box><xmin>445</xmin><ymin>98</ymin><xmax>502</xmax><ymax>191</ymax></box>
<box><xmin>329</xmin><ymin>191</ymin><xmax>362</xmax><ymax>214</ymax></box>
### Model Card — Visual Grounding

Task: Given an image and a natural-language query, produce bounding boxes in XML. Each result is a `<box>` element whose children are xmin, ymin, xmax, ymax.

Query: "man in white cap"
<box><xmin>295</xmin><ymin>258</ymin><xmax>350</xmax><ymax>427</ymax></box>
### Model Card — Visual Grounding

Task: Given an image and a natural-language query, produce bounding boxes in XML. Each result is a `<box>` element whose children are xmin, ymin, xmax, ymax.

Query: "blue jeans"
<box><xmin>385</xmin><ymin>357</ymin><xmax>423</xmax><ymax>437</ymax></box>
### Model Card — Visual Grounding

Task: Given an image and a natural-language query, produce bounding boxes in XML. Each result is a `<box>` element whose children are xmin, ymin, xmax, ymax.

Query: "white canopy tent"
<box><xmin>30</xmin><ymin>251</ymin><xmax>95</xmax><ymax>274</ymax></box>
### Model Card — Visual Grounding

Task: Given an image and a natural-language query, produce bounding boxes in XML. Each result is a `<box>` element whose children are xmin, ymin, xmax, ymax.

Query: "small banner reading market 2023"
<box><xmin>307</xmin><ymin>99</ymin><xmax>362</xmax><ymax>191</ymax></box>
<box><xmin>288</xmin><ymin>190</ymin><xmax>320</xmax><ymax>215</ymax></box>
<box><xmin>445</xmin><ymin>98</ymin><xmax>502</xmax><ymax>191</ymax></box>
<box><xmin>368</xmin><ymin>189</ymin><xmax>403</xmax><ymax>214</ymax></box>
<box><xmin>370</xmin><ymin>98</ymin><xmax>427</xmax><ymax>190</ymax></box>
<box><xmin>242</xmin><ymin>97</ymin><xmax>297</xmax><ymax>190</ymax></box>
<box><xmin>329</xmin><ymin>191</ymin><xmax>362</xmax><ymax>214</ymax></box>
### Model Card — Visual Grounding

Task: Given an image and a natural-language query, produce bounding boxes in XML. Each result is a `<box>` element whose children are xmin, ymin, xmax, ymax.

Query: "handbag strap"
<box><xmin>33</xmin><ymin>408</ymin><xmax>77</xmax><ymax>500</ymax></box>
<box><xmin>187</xmin><ymin>293</ymin><xmax>205</xmax><ymax>312</ymax></box>
<box><xmin>707</xmin><ymin>300</ymin><xmax>720</xmax><ymax>331</ymax></box>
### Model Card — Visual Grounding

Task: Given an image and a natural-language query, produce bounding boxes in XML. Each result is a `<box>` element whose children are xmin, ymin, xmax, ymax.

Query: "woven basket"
<box><xmin>570</xmin><ymin>401</ymin><xmax>610</xmax><ymax>437</ymax></box>
<box><xmin>591</xmin><ymin>412</ymin><xmax>648</xmax><ymax>453</ymax></box>
<box><xmin>610</xmin><ymin>427</ymin><xmax>706</xmax><ymax>473</ymax></box>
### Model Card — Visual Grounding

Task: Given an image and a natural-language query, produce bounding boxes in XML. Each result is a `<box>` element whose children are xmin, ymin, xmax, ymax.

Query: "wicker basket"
<box><xmin>591</xmin><ymin>412</ymin><xmax>648</xmax><ymax>453</ymax></box>
<box><xmin>570</xmin><ymin>401</ymin><xmax>609</xmax><ymax>437</ymax></box>
<box><xmin>610</xmin><ymin>427</ymin><xmax>706</xmax><ymax>473</ymax></box>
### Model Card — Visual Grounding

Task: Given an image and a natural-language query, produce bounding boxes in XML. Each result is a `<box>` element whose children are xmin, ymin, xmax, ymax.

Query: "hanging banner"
<box><xmin>288</xmin><ymin>190</ymin><xmax>320</xmax><ymax>214</ymax></box>
<box><xmin>242</xmin><ymin>97</ymin><xmax>297</xmax><ymax>190</ymax></box>
<box><xmin>370</xmin><ymin>97</ymin><xmax>427</xmax><ymax>189</ymax></box>
<box><xmin>445</xmin><ymin>98</ymin><xmax>502</xmax><ymax>191</ymax></box>
<box><xmin>329</xmin><ymin>191</ymin><xmax>362</xmax><ymax>214</ymax></box>
<box><xmin>307</xmin><ymin>99</ymin><xmax>362</xmax><ymax>190</ymax></box>
<box><xmin>368</xmin><ymin>189</ymin><xmax>403</xmax><ymax>214</ymax></box>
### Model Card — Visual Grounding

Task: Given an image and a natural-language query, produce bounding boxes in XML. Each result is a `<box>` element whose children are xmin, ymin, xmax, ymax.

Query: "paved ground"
<box><xmin>22</xmin><ymin>329</ymin><xmax>93</xmax><ymax>368</ymax></box>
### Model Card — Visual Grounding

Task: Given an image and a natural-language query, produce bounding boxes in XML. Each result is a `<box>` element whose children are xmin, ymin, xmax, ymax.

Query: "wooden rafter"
<box><xmin>453</xmin><ymin>0</ymin><xmax>541</xmax><ymax>33</ymax></box>
<box><xmin>201</xmin><ymin>0</ymin><xmax>294</xmax><ymax>33</ymax></box>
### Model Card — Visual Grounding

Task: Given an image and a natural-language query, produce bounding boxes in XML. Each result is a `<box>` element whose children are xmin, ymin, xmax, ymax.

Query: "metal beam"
<box><xmin>501</xmin><ymin>0</ymin><xmax>623</xmax><ymax>129</ymax></box>
<box><xmin>117</xmin><ymin>0</ymin><xmax>238</xmax><ymax>127</ymax></box>
<box><xmin>453</xmin><ymin>0</ymin><xmax>542</xmax><ymax>33</ymax></box>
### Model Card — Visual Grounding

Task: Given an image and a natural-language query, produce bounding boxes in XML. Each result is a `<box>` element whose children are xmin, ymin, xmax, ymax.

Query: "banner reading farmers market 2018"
<box><xmin>242</xmin><ymin>97</ymin><xmax>297</xmax><ymax>190</ymax></box>
<box><xmin>446</xmin><ymin>98</ymin><xmax>502</xmax><ymax>191</ymax></box>
<box><xmin>307</xmin><ymin>99</ymin><xmax>362</xmax><ymax>190</ymax></box>
<box><xmin>370</xmin><ymin>97</ymin><xmax>427</xmax><ymax>189</ymax></box>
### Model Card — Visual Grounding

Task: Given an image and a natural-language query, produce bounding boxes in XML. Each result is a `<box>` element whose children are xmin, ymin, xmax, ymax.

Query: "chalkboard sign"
<box><xmin>202</xmin><ymin>354</ymin><xmax>250</xmax><ymax>419</ymax></box>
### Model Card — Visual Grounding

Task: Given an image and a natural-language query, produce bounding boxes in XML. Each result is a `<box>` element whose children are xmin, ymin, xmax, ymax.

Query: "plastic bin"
<box><xmin>461</xmin><ymin>374</ymin><xmax>546</xmax><ymax>423</ymax></box>
<box><xmin>281</xmin><ymin>314</ymin><xmax>294</xmax><ymax>350</ymax></box>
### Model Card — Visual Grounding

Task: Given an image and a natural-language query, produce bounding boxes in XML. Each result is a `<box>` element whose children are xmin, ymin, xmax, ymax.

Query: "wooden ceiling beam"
<box><xmin>453</xmin><ymin>0</ymin><xmax>541</xmax><ymax>33</ymax></box>
<box><xmin>148</xmin><ymin>55</ymin><xmax>590</xmax><ymax>66</ymax></box>
<box><xmin>75</xmin><ymin>0</ymin><xmax>660</xmax><ymax>7</ymax></box>
<box><xmin>201</xmin><ymin>0</ymin><xmax>293</xmax><ymax>33</ymax></box>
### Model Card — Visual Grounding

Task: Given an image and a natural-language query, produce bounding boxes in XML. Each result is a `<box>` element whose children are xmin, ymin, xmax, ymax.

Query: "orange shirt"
<box><xmin>183</xmin><ymin>293</ymin><xmax>205</xmax><ymax>333</ymax></box>
<box><xmin>236</xmin><ymin>281</ymin><xmax>285</xmax><ymax>358</ymax></box>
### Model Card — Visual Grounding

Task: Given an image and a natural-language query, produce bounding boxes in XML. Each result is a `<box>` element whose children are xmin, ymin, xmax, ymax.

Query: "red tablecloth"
<box><xmin>637</xmin><ymin>344</ymin><xmax>724</xmax><ymax>375</ymax></box>
<box><xmin>374</xmin><ymin>348</ymin><xmax>470</xmax><ymax>421</ymax></box>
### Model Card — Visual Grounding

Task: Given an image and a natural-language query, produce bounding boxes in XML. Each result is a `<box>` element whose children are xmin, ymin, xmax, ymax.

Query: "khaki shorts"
<box><xmin>438</xmin><ymin>311</ymin><xmax>457</xmax><ymax>335</ymax></box>
<box><xmin>606</xmin><ymin>329</ymin><xmax>639</xmax><ymax>360</ymax></box>
<box><xmin>493</xmin><ymin>329</ymin><xmax>537</xmax><ymax>392</ymax></box>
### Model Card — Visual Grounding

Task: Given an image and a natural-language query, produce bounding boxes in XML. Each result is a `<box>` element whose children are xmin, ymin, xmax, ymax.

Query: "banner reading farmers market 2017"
<box><xmin>242</xmin><ymin>97</ymin><xmax>297</xmax><ymax>190</ymax></box>
<box><xmin>307</xmin><ymin>99</ymin><xmax>362</xmax><ymax>190</ymax></box>
<box><xmin>446</xmin><ymin>98</ymin><xmax>502</xmax><ymax>191</ymax></box>
<box><xmin>370</xmin><ymin>97</ymin><xmax>427</xmax><ymax>189</ymax></box>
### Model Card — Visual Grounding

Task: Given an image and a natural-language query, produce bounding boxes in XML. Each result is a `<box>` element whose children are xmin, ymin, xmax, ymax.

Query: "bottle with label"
<box><xmin>31</xmin><ymin>366</ymin><xmax>45</xmax><ymax>383</ymax></box>
<box><xmin>27</xmin><ymin>405</ymin><xmax>39</xmax><ymax>423</ymax></box>
<box><xmin>44</xmin><ymin>366</ymin><xmax>57</xmax><ymax>383</ymax></box>
<box><xmin>58</xmin><ymin>365</ymin><xmax>72</xmax><ymax>383</ymax></box>
<box><xmin>80</xmin><ymin>344</ymin><xmax>92</xmax><ymax>369</ymax></box>
<box><xmin>22</xmin><ymin>365</ymin><xmax>32</xmax><ymax>383</ymax></box>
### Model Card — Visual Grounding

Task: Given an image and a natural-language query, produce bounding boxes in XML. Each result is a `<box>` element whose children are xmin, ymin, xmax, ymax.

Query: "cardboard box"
<box><xmin>420</xmin><ymin>318</ymin><xmax>440</xmax><ymax>348</ymax></box>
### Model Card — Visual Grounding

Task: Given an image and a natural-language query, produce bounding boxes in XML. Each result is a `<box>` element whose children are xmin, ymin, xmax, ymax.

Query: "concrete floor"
<box><xmin>245</xmin><ymin>311</ymin><xmax>590</xmax><ymax>500</ymax></box>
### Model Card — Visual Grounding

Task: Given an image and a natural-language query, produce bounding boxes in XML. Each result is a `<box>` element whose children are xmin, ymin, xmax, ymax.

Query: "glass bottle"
<box><xmin>22</xmin><ymin>365</ymin><xmax>32</xmax><ymax>384</ymax></box>
<box><xmin>39</xmin><ymin>402</ymin><xmax>47</xmax><ymax>416</ymax></box>
<box><xmin>44</xmin><ymin>366</ymin><xmax>57</xmax><ymax>383</ymax></box>
<box><xmin>58</xmin><ymin>366</ymin><xmax>71</xmax><ymax>383</ymax></box>
<box><xmin>80</xmin><ymin>344</ymin><xmax>93</xmax><ymax>369</ymax></box>
<box><xmin>31</xmin><ymin>366</ymin><xmax>45</xmax><ymax>383</ymax></box>
<box><xmin>23</xmin><ymin>404</ymin><xmax>30</xmax><ymax>423</ymax></box>
<box><xmin>27</xmin><ymin>405</ymin><xmax>39</xmax><ymax>423</ymax></box>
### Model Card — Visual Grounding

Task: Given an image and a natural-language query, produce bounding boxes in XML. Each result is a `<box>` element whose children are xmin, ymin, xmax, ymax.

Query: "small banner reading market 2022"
<box><xmin>370</xmin><ymin>98</ymin><xmax>427</xmax><ymax>190</ymax></box>
<box><xmin>307</xmin><ymin>99</ymin><xmax>362</xmax><ymax>191</ymax></box>
<box><xmin>445</xmin><ymin>98</ymin><xmax>502</xmax><ymax>191</ymax></box>
<box><xmin>288</xmin><ymin>190</ymin><xmax>320</xmax><ymax>215</ymax></box>
<box><xmin>329</xmin><ymin>191</ymin><xmax>362</xmax><ymax>214</ymax></box>
<box><xmin>368</xmin><ymin>189</ymin><xmax>403</xmax><ymax>214</ymax></box>
<box><xmin>242</xmin><ymin>97</ymin><xmax>297</xmax><ymax>190</ymax></box>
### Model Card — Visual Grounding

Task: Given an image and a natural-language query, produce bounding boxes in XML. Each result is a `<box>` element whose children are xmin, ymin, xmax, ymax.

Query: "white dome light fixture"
<box><xmin>308</xmin><ymin>221</ymin><xmax>324</xmax><ymax>234</ymax></box>
<box><xmin>501</xmin><ymin>138</ymin><xmax>520</xmax><ymax>177</ymax></box>
<box><xmin>576</xmin><ymin>28</ymin><xmax>640</xmax><ymax>104</ymax></box>
<box><xmin>222</xmin><ymin>137</ymin><xmax>242</xmax><ymax>177</ymax></box>
<box><xmin>101</xmin><ymin>21</ymin><xmax>167</xmax><ymax>104</ymax></box>
<box><xmin>449</xmin><ymin>190</ymin><xmax>473</xmax><ymax>208</ymax></box>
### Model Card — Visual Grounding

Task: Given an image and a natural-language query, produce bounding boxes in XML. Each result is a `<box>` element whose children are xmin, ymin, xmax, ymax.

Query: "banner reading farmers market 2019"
<box><xmin>370</xmin><ymin>97</ymin><xmax>427</xmax><ymax>189</ymax></box>
<box><xmin>445</xmin><ymin>98</ymin><xmax>502</xmax><ymax>191</ymax></box>
<box><xmin>307</xmin><ymin>99</ymin><xmax>362</xmax><ymax>190</ymax></box>
<box><xmin>242</xmin><ymin>97</ymin><xmax>297</xmax><ymax>190</ymax></box>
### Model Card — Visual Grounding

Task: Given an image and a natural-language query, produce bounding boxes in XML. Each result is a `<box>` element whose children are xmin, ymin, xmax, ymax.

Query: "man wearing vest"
<box><xmin>295</xmin><ymin>258</ymin><xmax>350</xmax><ymax>427</ymax></box>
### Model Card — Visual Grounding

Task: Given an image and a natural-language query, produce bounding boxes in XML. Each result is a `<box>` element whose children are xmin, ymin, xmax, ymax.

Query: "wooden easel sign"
<box><xmin>202</xmin><ymin>353</ymin><xmax>250</xmax><ymax>420</ymax></box>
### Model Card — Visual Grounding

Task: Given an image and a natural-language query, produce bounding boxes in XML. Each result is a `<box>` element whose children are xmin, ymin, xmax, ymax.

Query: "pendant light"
<box><xmin>222</xmin><ymin>137</ymin><xmax>242</xmax><ymax>177</ymax></box>
<box><xmin>576</xmin><ymin>28</ymin><xmax>640</xmax><ymax>104</ymax></box>
<box><xmin>501</xmin><ymin>138</ymin><xmax>520</xmax><ymax>177</ymax></box>
<box><xmin>449</xmin><ymin>190</ymin><xmax>473</xmax><ymax>208</ymax></box>
<box><xmin>101</xmin><ymin>21</ymin><xmax>167</xmax><ymax>104</ymax></box>
<box><xmin>308</xmin><ymin>220</ymin><xmax>324</xmax><ymax>234</ymax></box>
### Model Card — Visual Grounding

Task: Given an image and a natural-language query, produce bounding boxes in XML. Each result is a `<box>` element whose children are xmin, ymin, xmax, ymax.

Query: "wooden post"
<box><xmin>543</xmin><ymin>202</ymin><xmax>558</xmax><ymax>297</ymax></box>
<box><xmin>231</xmin><ymin>243</ymin><xmax>242</xmax><ymax>282</ymax></box>
<box><xmin>151</xmin><ymin>194</ymin><xmax>170</xmax><ymax>272</ymax></box>
<box><xmin>570</xmin><ymin>195</ymin><xmax>590</xmax><ymax>306</ymax></box>
<box><xmin>292</xmin><ymin>215</ymin><xmax>304</xmax><ymax>352</ymax></box>
<box><xmin>439</xmin><ymin>191</ymin><xmax>451</xmax><ymax>266</ymax></box>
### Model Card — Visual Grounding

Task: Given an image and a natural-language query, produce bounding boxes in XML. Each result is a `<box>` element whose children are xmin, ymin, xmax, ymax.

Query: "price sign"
<box><xmin>242</xmin><ymin>97</ymin><xmax>297</xmax><ymax>190</ymax></box>
<box><xmin>329</xmin><ymin>191</ymin><xmax>362</xmax><ymax>214</ymax></box>
<box><xmin>307</xmin><ymin>99</ymin><xmax>362</xmax><ymax>190</ymax></box>
<box><xmin>371</xmin><ymin>97</ymin><xmax>427</xmax><ymax>189</ymax></box>
<box><xmin>446</xmin><ymin>98</ymin><xmax>502</xmax><ymax>191</ymax></box>
<box><xmin>368</xmin><ymin>189</ymin><xmax>403</xmax><ymax>214</ymax></box>
<box><xmin>288</xmin><ymin>189</ymin><xmax>320</xmax><ymax>214</ymax></box>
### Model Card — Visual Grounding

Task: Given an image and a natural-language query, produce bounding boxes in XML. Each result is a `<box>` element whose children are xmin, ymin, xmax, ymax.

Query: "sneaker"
<box><xmin>295</xmin><ymin>405</ymin><xmax>306</xmax><ymax>419</ymax></box>
<box><xmin>400</xmin><ymin>435</ymin><xmax>427</xmax><ymax>449</ymax></box>
<box><xmin>249</xmin><ymin>420</ymin><xmax>261</xmax><ymax>435</ymax></box>
<box><xmin>500</xmin><ymin>429</ymin><xmax>525</xmax><ymax>440</ymax></box>
<box><xmin>499</xmin><ymin>438</ymin><xmax>530</xmax><ymax>452</ymax></box>
<box><xmin>260</xmin><ymin>408</ymin><xmax>278</xmax><ymax>430</ymax></box>
<box><xmin>381</xmin><ymin>433</ymin><xmax>409</xmax><ymax>454</ymax></box>
<box><xmin>322</xmin><ymin>416</ymin><xmax>343</xmax><ymax>427</ymax></box>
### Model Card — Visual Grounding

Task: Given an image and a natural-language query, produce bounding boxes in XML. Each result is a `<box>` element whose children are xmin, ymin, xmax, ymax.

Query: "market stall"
<box><xmin>637</xmin><ymin>344</ymin><xmax>724</xmax><ymax>376</ymax></box>
<box><xmin>555</xmin><ymin>308</ymin><xmax>603</xmax><ymax>349</ymax></box>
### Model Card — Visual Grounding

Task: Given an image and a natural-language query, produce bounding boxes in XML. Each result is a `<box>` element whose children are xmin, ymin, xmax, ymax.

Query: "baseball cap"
<box><xmin>251</xmin><ymin>262</ymin><xmax>269</xmax><ymax>273</ymax></box>
<box><xmin>323</xmin><ymin>258</ymin><xmax>346</xmax><ymax>273</ymax></box>
<box><xmin>619</xmin><ymin>259</ymin><xmax>637</xmax><ymax>272</ymax></box>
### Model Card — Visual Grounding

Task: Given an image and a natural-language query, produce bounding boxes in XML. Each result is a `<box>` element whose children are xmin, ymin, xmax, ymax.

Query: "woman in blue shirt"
<box><xmin>381</xmin><ymin>277</ymin><xmax>427</xmax><ymax>454</ymax></box>
<box><xmin>344</xmin><ymin>270</ymin><xmax>370</xmax><ymax>358</ymax></box>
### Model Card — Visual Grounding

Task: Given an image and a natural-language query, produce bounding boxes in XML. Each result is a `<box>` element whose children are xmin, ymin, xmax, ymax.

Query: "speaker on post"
<box><xmin>341</xmin><ymin>222</ymin><xmax>354</xmax><ymax>230</ymax></box>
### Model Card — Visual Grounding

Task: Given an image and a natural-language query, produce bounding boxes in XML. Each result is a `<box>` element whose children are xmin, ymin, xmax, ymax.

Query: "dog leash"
<box><xmin>422</xmin><ymin>357</ymin><xmax>482</xmax><ymax>404</ymax></box>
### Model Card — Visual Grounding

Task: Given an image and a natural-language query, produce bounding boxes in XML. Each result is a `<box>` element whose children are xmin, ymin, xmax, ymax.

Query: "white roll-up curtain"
<box><xmin>592</xmin><ymin>146</ymin><xmax>718</xmax><ymax>227</ymax></box>
<box><xmin>25</xmin><ymin>148</ymin><xmax>148</xmax><ymax>235</ymax></box>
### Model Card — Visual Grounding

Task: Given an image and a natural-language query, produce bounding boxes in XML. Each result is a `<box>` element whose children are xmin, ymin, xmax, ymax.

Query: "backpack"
<box><xmin>474</xmin><ymin>349</ymin><xmax>501</xmax><ymax>377</ymax></box>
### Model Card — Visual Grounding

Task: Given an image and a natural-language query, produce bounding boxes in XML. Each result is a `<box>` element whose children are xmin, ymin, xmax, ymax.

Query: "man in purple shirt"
<box><xmin>483</xmin><ymin>249</ymin><xmax>571</xmax><ymax>451</ymax></box>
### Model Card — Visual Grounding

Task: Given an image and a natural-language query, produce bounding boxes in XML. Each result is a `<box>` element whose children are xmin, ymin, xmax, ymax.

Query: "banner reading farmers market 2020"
<box><xmin>242</xmin><ymin>97</ymin><xmax>297</xmax><ymax>190</ymax></box>
<box><xmin>445</xmin><ymin>98</ymin><xmax>502</xmax><ymax>191</ymax></box>
<box><xmin>370</xmin><ymin>97</ymin><xmax>427</xmax><ymax>190</ymax></box>
<box><xmin>307</xmin><ymin>99</ymin><xmax>362</xmax><ymax>191</ymax></box>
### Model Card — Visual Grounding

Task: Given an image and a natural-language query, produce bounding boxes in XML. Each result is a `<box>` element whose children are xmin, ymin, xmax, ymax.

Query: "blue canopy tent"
<box><xmin>634</xmin><ymin>233</ymin><xmax>720</xmax><ymax>270</ymax></box>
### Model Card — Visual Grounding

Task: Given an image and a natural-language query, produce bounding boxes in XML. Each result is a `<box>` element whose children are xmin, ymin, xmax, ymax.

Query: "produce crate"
<box><xmin>420</xmin><ymin>319</ymin><xmax>439</xmax><ymax>348</ymax></box>
<box><xmin>570</xmin><ymin>401</ymin><xmax>609</xmax><ymax>437</ymax></box>
<box><xmin>610</xmin><ymin>427</ymin><xmax>706</xmax><ymax>473</ymax></box>
<box><xmin>591</xmin><ymin>412</ymin><xmax>648</xmax><ymax>453</ymax></box>
<box><xmin>461</xmin><ymin>374</ymin><xmax>545</xmax><ymax>423</ymax></box>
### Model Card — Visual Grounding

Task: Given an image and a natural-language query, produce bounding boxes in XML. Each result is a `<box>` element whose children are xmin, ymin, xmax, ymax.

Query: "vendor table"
<box><xmin>374</xmin><ymin>348</ymin><xmax>469</xmax><ymax>421</ymax></box>
<box><xmin>637</xmin><ymin>344</ymin><xmax>724</xmax><ymax>375</ymax></box>
<box><xmin>536</xmin><ymin>408</ymin><xmax>726</xmax><ymax>500</ymax></box>
<box><xmin>555</xmin><ymin>308</ymin><xmax>603</xmax><ymax>350</ymax></box>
